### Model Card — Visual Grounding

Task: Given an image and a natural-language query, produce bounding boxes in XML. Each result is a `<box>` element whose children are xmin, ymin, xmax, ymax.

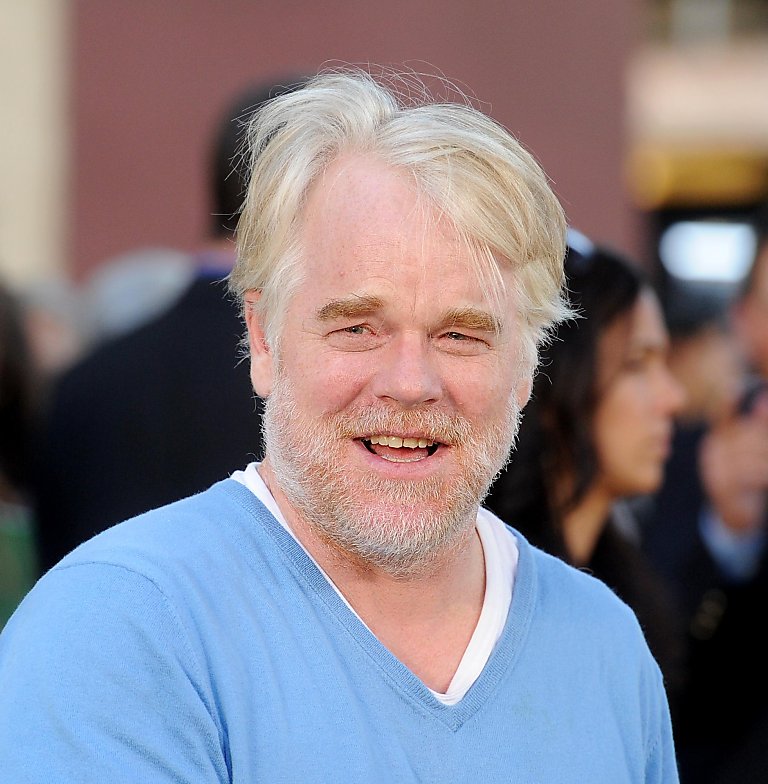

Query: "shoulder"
<box><xmin>54</xmin><ymin>479</ymin><xmax>266</xmax><ymax>577</ymax></box>
<box><xmin>512</xmin><ymin>526</ymin><xmax>651</xmax><ymax>648</ymax></box>
<box><xmin>19</xmin><ymin>479</ymin><xmax>273</xmax><ymax>619</ymax></box>
<box><xmin>0</xmin><ymin>487</ymin><xmax>235</xmax><ymax>781</ymax></box>
<box><xmin>2</xmin><ymin>480</ymin><xmax>275</xmax><ymax>671</ymax></box>
<box><xmin>51</xmin><ymin>278</ymin><xmax>234</xmax><ymax>398</ymax></box>
<box><xmin>511</xmin><ymin>528</ymin><xmax>671</xmax><ymax>722</ymax></box>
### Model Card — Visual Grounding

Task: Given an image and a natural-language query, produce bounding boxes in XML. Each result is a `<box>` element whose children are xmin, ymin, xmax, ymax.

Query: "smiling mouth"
<box><xmin>361</xmin><ymin>435</ymin><xmax>440</xmax><ymax>463</ymax></box>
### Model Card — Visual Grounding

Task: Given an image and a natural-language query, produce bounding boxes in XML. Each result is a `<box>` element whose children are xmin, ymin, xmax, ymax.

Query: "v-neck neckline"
<box><xmin>221</xmin><ymin>478</ymin><xmax>538</xmax><ymax>732</ymax></box>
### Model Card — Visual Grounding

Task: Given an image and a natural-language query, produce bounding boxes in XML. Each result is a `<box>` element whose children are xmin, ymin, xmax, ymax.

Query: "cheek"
<box><xmin>445</xmin><ymin>357</ymin><xmax>518</xmax><ymax>416</ymax></box>
<box><xmin>594</xmin><ymin>421</ymin><xmax>650</xmax><ymax>496</ymax></box>
<box><xmin>593</xmin><ymin>403</ymin><xmax>627</xmax><ymax>474</ymax></box>
<box><xmin>593</xmin><ymin>385</ymin><xmax>664</xmax><ymax>494</ymax></box>
<box><xmin>290</xmin><ymin>351</ymin><xmax>373</xmax><ymax>414</ymax></box>
<box><xmin>592</xmin><ymin>386</ymin><xmax>644</xmax><ymax>467</ymax></box>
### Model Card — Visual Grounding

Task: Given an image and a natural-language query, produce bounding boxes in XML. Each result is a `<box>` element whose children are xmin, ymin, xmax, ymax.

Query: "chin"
<box><xmin>626</xmin><ymin>473</ymin><xmax>663</xmax><ymax>498</ymax></box>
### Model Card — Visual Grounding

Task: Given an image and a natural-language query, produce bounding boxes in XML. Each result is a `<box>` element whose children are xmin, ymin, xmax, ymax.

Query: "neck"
<box><xmin>258</xmin><ymin>458</ymin><xmax>486</xmax><ymax>692</ymax></box>
<box><xmin>561</xmin><ymin>485</ymin><xmax>613</xmax><ymax>567</ymax></box>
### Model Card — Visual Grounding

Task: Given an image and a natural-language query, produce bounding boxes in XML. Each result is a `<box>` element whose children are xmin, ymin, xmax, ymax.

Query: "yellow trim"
<box><xmin>628</xmin><ymin>145</ymin><xmax>768</xmax><ymax>209</ymax></box>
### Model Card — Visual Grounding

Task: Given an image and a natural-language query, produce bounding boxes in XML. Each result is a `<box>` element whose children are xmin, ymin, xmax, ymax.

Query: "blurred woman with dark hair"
<box><xmin>486</xmin><ymin>236</ymin><xmax>687</xmax><ymax>712</ymax></box>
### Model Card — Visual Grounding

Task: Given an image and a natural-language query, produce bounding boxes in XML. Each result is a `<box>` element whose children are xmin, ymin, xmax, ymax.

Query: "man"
<box><xmin>0</xmin><ymin>69</ymin><xmax>678</xmax><ymax>782</ymax></box>
<box><xmin>33</xmin><ymin>78</ymin><xmax>302</xmax><ymax>571</ymax></box>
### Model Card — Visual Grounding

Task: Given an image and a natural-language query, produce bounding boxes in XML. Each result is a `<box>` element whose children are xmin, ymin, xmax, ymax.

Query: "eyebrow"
<box><xmin>628</xmin><ymin>340</ymin><xmax>669</xmax><ymax>357</ymax></box>
<box><xmin>315</xmin><ymin>295</ymin><xmax>384</xmax><ymax>322</ymax></box>
<box><xmin>442</xmin><ymin>307</ymin><xmax>503</xmax><ymax>335</ymax></box>
<box><xmin>314</xmin><ymin>297</ymin><xmax>503</xmax><ymax>334</ymax></box>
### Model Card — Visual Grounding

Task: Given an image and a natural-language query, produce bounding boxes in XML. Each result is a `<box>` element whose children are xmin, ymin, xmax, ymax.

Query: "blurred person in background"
<box><xmin>642</xmin><ymin>204</ymin><xmax>768</xmax><ymax>783</ymax></box>
<box><xmin>79</xmin><ymin>246</ymin><xmax>194</xmax><ymax>346</ymax></box>
<box><xmin>485</xmin><ymin>234</ymin><xmax>688</xmax><ymax>719</ymax></box>
<box><xmin>0</xmin><ymin>280</ymin><xmax>39</xmax><ymax>628</ymax></box>
<box><xmin>18</xmin><ymin>276</ymin><xmax>86</xmax><ymax>386</ymax></box>
<box><xmin>34</xmin><ymin>77</ymin><xmax>303</xmax><ymax>572</ymax></box>
<box><xmin>663</xmin><ymin>292</ymin><xmax>744</xmax><ymax>427</ymax></box>
<box><xmin>732</xmin><ymin>204</ymin><xmax>768</xmax><ymax>404</ymax></box>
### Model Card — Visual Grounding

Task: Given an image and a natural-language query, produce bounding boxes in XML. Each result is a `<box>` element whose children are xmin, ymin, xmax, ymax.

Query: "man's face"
<box><xmin>249</xmin><ymin>154</ymin><xmax>531</xmax><ymax>576</ymax></box>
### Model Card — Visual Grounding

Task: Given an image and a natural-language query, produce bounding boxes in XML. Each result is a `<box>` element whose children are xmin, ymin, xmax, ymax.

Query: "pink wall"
<box><xmin>71</xmin><ymin>0</ymin><xmax>639</xmax><ymax>279</ymax></box>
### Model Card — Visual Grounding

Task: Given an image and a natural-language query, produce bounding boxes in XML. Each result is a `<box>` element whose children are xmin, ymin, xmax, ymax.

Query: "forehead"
<box><xmin>604</xmin><ymin>287</ymin><xmax>665</xmax><ymax>341</ymax></box>
<box><xmin>628</xmin><ymin>289</ymin><xmax>667</xmax><ymax>342</ymax></box>
<box><xmin>297</xmin><ymin>154</ymin><xmax>509</xmax><ymax>312</ymax></box>
<box><xmin>597</xmin><ymin>289</ymin><xmax>667</xmax><ymax>376</ymax></box>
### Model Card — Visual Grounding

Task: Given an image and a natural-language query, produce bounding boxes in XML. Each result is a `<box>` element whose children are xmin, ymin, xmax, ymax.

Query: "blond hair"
<box><xmin>230</xmin><ymin>67</ymin><xmax>572</xmax><ymax>366</ymax></box>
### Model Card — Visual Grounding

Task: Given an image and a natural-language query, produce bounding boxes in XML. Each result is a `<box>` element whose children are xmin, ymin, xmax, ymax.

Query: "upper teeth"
<box><xmin>368</xmin><ymin>435</ymin><xmax>434</xmax><ymax>449</ymax></box>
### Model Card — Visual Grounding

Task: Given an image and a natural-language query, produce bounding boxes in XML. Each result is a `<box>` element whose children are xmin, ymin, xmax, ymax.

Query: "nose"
<box><xmin>370</xmin><ymin>333</ymin><xmax>443</xmax><ymax>407</ymax></box>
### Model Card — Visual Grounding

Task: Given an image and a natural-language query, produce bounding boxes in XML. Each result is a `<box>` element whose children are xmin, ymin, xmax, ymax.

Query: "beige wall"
<box><xmin>0</xmin><ymin>0</ymin><xmax>68</xmax><ymax>288</ymax></box>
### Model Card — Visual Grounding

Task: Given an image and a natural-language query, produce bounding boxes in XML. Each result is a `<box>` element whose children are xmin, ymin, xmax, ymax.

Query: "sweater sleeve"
<box><xmin>643</xmin><ymin>657</ymin><xmax>680</xmax><ymax>784</ymax></box>
<box><xmin>0</xmin><ymin>562</ymin><xmax>229</xmax><ymax>784</ymax></box>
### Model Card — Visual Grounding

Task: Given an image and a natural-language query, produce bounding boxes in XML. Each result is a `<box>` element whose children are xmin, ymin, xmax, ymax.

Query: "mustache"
<box><xmin>293</xmin><ymin>401</ymin><xmax>474</xmax><ymax>446</ymax></box>
<box><xmin>335</xmin><ymin>407</ymin><xmax>473</xmax><ymax>446</ymax></box>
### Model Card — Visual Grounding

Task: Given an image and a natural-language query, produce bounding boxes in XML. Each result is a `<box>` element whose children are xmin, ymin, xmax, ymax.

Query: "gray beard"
<box><xmin>262</xmin><ymin>372</ymin><xmax>521</xmax><ymax>579</ymax></box>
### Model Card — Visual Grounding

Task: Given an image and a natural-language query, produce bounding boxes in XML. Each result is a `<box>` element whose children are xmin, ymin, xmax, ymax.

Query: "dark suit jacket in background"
<box><xmin>34</xmin><ymin>274</ymin><xmax>262</xmax><ymax>572</ymax></box>
<box><xmin>642</xmin><ymin>424</ymin><xmax>768</xmax><ymax>784</ymax></box>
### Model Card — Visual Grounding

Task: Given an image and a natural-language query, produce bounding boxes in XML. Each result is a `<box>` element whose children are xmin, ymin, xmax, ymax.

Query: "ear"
<box><xmin>512</xmin><ymin>347</ymin><xmax>536</xmax><ymax>411</ymax></box>
<box><xmin>244</xmin><ymin>290</ymin><xmax>275</xmax><ymax>398</ymax></box>
<box><xmin>514</xmin><ymin>374</ymin><xmax>533</xmax><ymax>411</ymax></box>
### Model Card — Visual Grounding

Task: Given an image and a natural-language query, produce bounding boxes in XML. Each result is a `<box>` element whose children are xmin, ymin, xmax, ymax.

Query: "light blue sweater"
<box><xmin>0</xmin><ymin>480</ymin><xmax>678</xmax><ymax>782</ymax></box>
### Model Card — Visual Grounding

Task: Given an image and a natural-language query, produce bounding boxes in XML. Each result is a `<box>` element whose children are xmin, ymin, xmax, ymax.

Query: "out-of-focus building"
<box><xmin>629</xmin><ymin>0</ymin><xmax>768</xmax><ymax>299</ymax></box>
<box><xmin>1</xmin><ymin>0</ymin><xmax>639</xmax><ymax>293</ymax></box>
<box><xmin>2</xmin><ymin>1</ymin><xmax>766</xmax><ymax>298</ymax></box>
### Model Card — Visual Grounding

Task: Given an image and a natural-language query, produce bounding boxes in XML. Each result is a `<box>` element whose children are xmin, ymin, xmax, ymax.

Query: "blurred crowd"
<box><xmin>0</xmin><ymin>78</ymin><xmax>284</xmax><ymax>618</ymax></box>
<box><xmin>1</xmin><ymin>77</ymin><xmax>768</xmax><ymax>783</ymax></box>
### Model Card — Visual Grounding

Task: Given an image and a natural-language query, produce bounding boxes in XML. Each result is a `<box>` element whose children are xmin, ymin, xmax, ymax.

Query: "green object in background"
<box><xmin>0</xmin><ymin>503</ymin><xmax>38</xmax><ymax>629</ymax></box>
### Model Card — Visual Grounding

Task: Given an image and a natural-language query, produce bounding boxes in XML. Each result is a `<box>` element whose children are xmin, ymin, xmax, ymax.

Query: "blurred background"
<box><xmin>2</xmin><ymin>0</ymin><xmax>767</xmax><ymax>304</ymax></box>
<box><xmin>2</xmin><ymin>0</ymin><xmax>768</xmax><ymax>495</ymax></box>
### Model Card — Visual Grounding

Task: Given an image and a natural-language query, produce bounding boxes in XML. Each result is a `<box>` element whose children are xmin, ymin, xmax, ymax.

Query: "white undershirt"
<box><xmin>230</xmin><ymin>462</ymin><xmax>518</xmax><ymax>705</ymax></box>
